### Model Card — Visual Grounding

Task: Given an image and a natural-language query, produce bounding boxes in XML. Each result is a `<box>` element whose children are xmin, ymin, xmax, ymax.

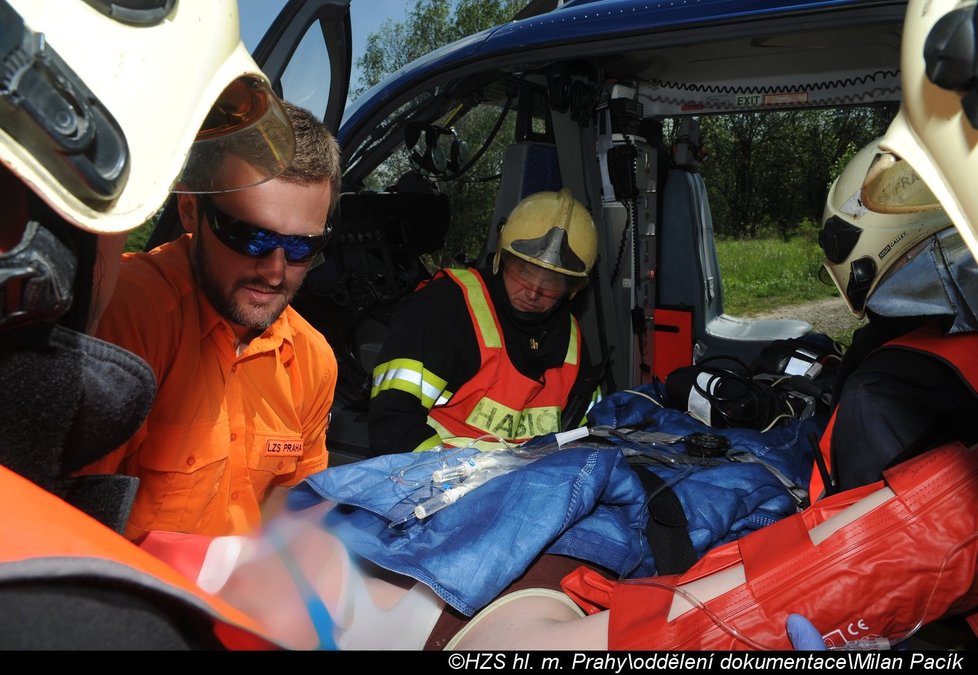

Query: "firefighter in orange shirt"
<box><xmin>78</xmin><ymin>101</ymin><xmax>341</xmax><ymax>539</ymax></box>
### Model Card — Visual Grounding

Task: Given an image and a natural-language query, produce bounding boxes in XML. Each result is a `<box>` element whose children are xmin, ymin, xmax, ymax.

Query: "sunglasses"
<box><xmin>201</xmin><ymin>196</ymin><xmax>329</xmax><ymax>264</ymax></box>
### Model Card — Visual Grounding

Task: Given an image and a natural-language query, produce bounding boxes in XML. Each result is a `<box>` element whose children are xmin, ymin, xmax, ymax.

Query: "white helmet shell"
<box><xmin>820</xmin><ymin>138</ymin><xmax>951</xmax><ymax>318</ymax></box>
<box><xmin>0</xmin><ymin>0</ymin><xmax>293</xmax><ymax>235</ymax></box>
<box><xmin>870</xmin><ymin>0</ymin><xmax>978</xmax><ymax>261</ymax></box>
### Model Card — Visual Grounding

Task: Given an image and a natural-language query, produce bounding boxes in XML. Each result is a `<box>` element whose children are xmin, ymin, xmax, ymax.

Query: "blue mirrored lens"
<box><xmin>241</xmin><ymin>228</ymin><xmax>320</xmax><ymax>261</ymax></box>
<box><xmin>205</xmin><ymin>198</ymin><xmax>326</xmax><ymax>263</ymax></box>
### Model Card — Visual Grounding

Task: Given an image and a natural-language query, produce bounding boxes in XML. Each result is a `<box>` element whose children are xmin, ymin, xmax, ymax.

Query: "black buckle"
<box><xmin>0</xmin><ymin>221</ymin><xmax>74</xmax><ymax>330</ymax></box>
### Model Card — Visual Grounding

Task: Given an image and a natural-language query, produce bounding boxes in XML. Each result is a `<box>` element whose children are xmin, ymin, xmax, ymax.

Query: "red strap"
<box><xmin>738</xmin><ymin>510</ymin><xmax>812</xmax><ymax>582</ymax></box>
<box><xmin>559</xmin><ymin>566</ymin><xmax>616</xmax><ymax>615</ymax></box>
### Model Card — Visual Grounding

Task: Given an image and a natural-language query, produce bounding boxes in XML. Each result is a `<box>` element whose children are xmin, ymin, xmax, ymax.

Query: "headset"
<box><xmin>404</xmin><ymin>122</ymin><xmax>470</xmax><ymax>176</ymax></box>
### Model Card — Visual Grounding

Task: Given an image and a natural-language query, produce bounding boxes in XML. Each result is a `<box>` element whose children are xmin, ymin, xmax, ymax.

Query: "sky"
<box><xmin>238</xmin><ymin>0</ymin><xmax>411</xmax><ymax>94</ymax></box>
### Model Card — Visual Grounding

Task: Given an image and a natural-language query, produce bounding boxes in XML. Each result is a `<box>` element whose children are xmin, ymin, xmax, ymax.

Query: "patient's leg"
<box><xmin>664</xmin><ymin>486</ymin><xmax>895</xmax><ymax>620</ymax></box>
<box><xmin>450</xmin><ymin>592</ymin><xmax>610</xmax><ymax>650</ymax></box>
<box><xmin>451</xmin><ymin>486</ymin><xmax>897</xmax><ymax>650</ymax></box>
<box><xmin>219</xmin><ymin>486</ymin><xmax>899</xmax><ymax>650</ymax></box>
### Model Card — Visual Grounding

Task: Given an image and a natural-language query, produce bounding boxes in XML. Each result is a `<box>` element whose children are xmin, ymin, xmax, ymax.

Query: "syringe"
<box><xmin>430</xmin><ymin>453</ymin><xmax>525</xmax><ymax>483</ymax></box>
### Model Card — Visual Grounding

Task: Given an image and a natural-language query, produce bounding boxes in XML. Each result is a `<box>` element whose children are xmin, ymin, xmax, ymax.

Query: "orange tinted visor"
<box><xmin>861</xmin><ymin>152</ymin><xmax>942</xmax><ymax>214</ymax></box>
<box><xmin>175</xmin><ymin>76</ymin><xmax>295</xmax><ymax>194</ymax></box>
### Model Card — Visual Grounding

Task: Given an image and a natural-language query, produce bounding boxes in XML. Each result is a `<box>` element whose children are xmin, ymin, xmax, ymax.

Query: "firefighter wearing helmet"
<box><xmin>493</xmin><ymin>188</ymin><xmax>598</xmax><ymax>287</ymax></box>
<box><xmin>0</xmin><ymin>0</ymin><xmax>297</xmax><ymax>648</ymax></box>
<box><xmin>778</xmin><ymin>0</ymin><xmax>978</xmax><ymax>648</ymax></box>
<box><xmin>811</xmin><ymin>0</ymin><xmax>978</xmax><ymax>499</ymax></box>
<box><xmin>812</xmin><ymin>135</ymin><xmax>978</xmax><ymax>503</ymax></box>
<box><xmin>369</xmin><ymin>188</ymin><xmax>602</xmax><ymax>453</ymax></box>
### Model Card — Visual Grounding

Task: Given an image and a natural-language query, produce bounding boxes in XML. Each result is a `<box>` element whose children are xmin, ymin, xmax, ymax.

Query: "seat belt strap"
<box><xmin>629</xmin><ymin>462</ymin><xmax>698</xmax><ymax>575</ymax></box>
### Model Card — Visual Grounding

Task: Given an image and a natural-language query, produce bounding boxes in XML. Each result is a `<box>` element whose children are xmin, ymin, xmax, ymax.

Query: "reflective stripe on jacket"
<box><xmin>427</xmin><ymin>268</ymin><xmax>581</xmax><ymax>449</ymax></box>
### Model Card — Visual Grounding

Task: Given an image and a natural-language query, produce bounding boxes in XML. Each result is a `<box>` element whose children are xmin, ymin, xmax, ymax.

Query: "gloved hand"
<box><xmin>787</xmin><ymin>613</ymin><xmax>826</xmax><ymax>650</ymax></box>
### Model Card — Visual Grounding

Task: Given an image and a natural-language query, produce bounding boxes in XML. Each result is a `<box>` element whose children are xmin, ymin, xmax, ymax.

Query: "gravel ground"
<box><xmin>746</xmin><ymin>297</ymin><xmax>867</xmax><ymax>342</ymax></box>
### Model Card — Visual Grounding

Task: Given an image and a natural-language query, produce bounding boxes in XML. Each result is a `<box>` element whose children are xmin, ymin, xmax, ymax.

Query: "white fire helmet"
<box><xmin>0</xmin><ymin>0</ymin><xmax>295</xmax><ymax>236</ymax></box>
<box><xmin>820</xmin><ymin>138</ymin><xmax>950</xmax><ymax>318</ymax></box>
<box><xmin>867</xmin><ymin>0</ymin><xmax>978</xmax><ymax>263</ymax></box>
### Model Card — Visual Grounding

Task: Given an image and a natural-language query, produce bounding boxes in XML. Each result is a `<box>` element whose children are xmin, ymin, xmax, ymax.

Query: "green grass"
<box><xmin>716</xmin><ymin>235</ymin><xmax>837</xmax><ymax>315</ymax></box>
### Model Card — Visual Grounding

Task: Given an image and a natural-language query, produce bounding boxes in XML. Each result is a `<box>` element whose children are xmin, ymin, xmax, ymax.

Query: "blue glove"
<box><xmin>787</xmin><ymin>613</ymin><xmax>826</xmax><ymax>650</ymax></box>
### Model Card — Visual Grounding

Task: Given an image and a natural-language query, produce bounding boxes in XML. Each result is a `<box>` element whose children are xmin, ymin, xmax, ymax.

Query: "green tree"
<box><xmin>698</xmin><ymin>105</ymin><xmax>896</xmax><ymax>239</ymax></box>
<box><xmin>353</xmin><ymin>0</ymin><xmax>524</xmax><ymax>268</ymax></box>
<box><xmin>353</xmin><ymin>0</ymin><xmax>524</xmax><ymax>98</ymax></box>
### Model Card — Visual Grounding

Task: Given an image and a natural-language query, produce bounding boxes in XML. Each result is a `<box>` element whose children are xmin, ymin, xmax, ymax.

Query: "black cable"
<box><xmin>448</xmin><ymin>94</ymin><xmax>514</xmax><ymax>180</ymax></box>
<box><xmin>629</xmin><ymin>192</ymin><xmax>650</xmax><ymax>376</ymax></box>
<box><xmin>609</xmin><ymin>224</ymin><xmax>629</xmax><ymax>284</ymax></box>
<box><xmin>589</xmin><ymin>262</ymin><xmax>617</xmax><ymax>394</ymax></box>
<box><xmin>688</xmin><ymin>356</ymin><xmax>787</xmax><ymax>429</ymax></box>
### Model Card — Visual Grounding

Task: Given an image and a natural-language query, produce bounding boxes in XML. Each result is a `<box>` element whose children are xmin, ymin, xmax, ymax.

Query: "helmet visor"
<box><xmin>862</xmin><ymin>151</ymin><xmax>942</xmax><ymax>214</ymax></box>
<box><xmin>175</xmin><ymin>76</ymin><xmax>295</xmax><ymax>194</ymax></box>
<box><xmin>509</xmin><ymin>225</ymin><xmax>588</xmax><ymax>275</ymax></box>
<box><xmin>502</xmin><ymin>252</ymin><xmax>584</xmax><ymax>298</ymax></box>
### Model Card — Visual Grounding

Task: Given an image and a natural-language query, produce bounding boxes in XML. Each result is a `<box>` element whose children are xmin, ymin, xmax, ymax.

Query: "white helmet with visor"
<box><xmin>0</xmin><ymin>0</ymin><xmax>295</xmax><ymax>235</ymax></box>
<box><xmin>819</xmin><ymin>138</ymin><xmax>950</xmax><ymax>318</ymax></box>
<box><xmin>866</xmin><ymin>0</ymin><xmax>978</xmax><ymax>262</ymax></box>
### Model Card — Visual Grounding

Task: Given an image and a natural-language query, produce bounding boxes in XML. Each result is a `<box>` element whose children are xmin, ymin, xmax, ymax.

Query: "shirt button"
<box><xmin>230</xmin><ymin>432</ymin><xmax>237</xmax><ymax>442</ymax></box>
<box><xmin>186</xmin><ymin>457</ymin><xmax>195</xmax><ymax>467</ymax></box>
<box><xmin>277</xmin><ymin>461</ymin><xmax>284</xmax><ymax>470</ymax></box>
<box><xmin>231</xmin><ymin>491</ymin><xmax>239</xmax><ymax>501</ymax></box>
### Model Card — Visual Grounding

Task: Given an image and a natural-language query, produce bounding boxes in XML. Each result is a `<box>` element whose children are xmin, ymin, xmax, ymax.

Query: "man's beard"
<box><xmin>191</xmin><ymin>243</ymin><xmax>298</xmax><ymax>337</ymax></box>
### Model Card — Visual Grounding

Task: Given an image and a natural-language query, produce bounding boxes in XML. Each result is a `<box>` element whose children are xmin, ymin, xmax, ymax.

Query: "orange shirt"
<box><xmin>82</xmin><ymin>235</ymin><xmax>335</xmax><ymax>539</ymax></box>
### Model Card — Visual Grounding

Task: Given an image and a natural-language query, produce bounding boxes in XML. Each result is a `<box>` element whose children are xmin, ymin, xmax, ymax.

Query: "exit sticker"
<box><xmin>734</xmin><ymin>91</ymin><xmax>809</xmax><ymax>107</ymax></box>
<box><xmin>763</xmin><ymin>91</ymin><xmax>809</xmax><ymax>106</ymax></box>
